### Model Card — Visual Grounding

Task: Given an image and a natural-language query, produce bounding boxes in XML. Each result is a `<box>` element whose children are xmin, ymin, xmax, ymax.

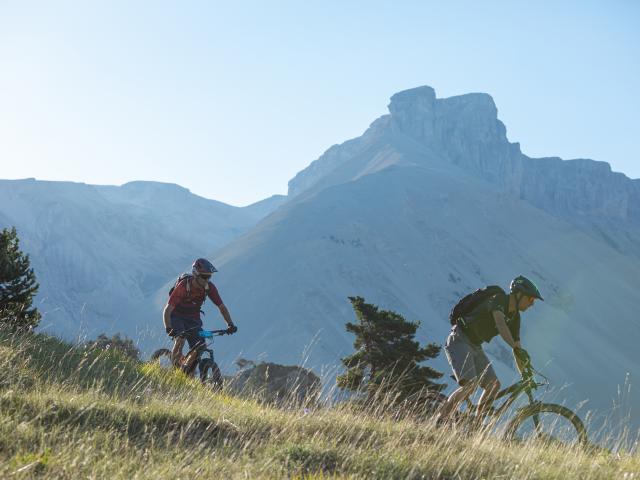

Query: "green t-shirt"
<box><xmin>460</xmin><ymin>292</ymin><xmax>520</xmax><ymax>345</ymax></box>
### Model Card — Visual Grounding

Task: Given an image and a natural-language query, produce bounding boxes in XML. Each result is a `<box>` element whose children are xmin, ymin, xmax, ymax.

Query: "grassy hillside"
<box><xmin>0</xmin><ymin>329</ymin><xmax>637</xmax><ymax>479</ymax></box>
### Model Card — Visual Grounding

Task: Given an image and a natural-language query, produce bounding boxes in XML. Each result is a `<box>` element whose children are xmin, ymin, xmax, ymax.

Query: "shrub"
<box><xmin>85</xmin><ymin>332</ymin><xmax>140</xmax><ymax>362</ymax></box>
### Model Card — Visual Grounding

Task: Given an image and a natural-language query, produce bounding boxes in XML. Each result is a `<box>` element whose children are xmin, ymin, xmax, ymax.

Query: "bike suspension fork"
<box><xmin>526</xmin><ymin>390</ymin><xmax>541</xmax><ymax>433</ymax></box>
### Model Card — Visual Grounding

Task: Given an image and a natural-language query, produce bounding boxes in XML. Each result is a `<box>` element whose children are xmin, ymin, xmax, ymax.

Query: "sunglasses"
<box><xmin>198</xmin><ymin>274</ymin><xmax>212</xmax><ymax>280</ymax></box>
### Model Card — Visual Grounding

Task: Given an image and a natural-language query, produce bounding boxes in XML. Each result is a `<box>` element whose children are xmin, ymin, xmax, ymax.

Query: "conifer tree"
<box><xmin>337</xmin><ymin>296</ymin><xmax>445</xmax><ymax>402</ymax></box>
<box><xmin>0</xmin><ymin>227</ymin><xmax>41</xmax><ymax>331</ymax></box>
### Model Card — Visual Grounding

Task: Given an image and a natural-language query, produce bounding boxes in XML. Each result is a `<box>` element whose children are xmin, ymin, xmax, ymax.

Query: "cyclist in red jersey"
<box><xmin>162</xmin><ymin>258</ymin><xmax>237</xmax><ymax>366</ymax></box>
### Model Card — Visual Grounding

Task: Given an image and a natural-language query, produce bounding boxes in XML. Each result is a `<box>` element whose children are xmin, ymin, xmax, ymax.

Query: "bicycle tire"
<box><xmin>505</xmin><ymin>402</ymin><xmax>588</xmax><ymax>446</ymax></box>
<box><xmin>150</xmin><ymin>348</ymin><xmax>172</xmax><ymax>365</ymax></box>
<box><xmin>199</xmin><ymin>359</ymin><xmax>223</xmax><ymax>389</ymax></box>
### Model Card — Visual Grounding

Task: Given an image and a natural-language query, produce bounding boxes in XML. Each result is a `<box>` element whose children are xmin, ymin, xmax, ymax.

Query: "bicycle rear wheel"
<box><xmin>199</xmin><ymin>359</ymin><xmax>223</xmax><ymax>390</ymax></box>
<box><xmin>422</xmin><ymin>391</ymin><xmax>448</xmax><ymax>416</ymax></box>
<box><xmin>150</xmin><ymin>348</ymin><xmax>173</xmax><ymax>369</ymax></box>
<box><xmin>505</xmin><ymin>402</ymin><xmax>588</xmax><ymax>447</ymax></box>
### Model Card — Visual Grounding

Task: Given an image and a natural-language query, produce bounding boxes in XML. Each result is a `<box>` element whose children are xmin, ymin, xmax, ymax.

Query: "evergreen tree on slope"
<box><xmin>0</xmin><ymin>227</ymin><xmax>41</xmax><ymax>331</ymax></box>
<box><xmin>337</xmin><ymin>296</ymin><xmax>445</xmax><ymax>403</ymax></box>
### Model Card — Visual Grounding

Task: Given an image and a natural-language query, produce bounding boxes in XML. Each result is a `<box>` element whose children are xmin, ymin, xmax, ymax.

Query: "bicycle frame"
<box><xmin>194</xmin><ymin>329</ymin><xmax>227</xmax><ymax>363</ymax></box>
<box><xmin>462</xmin><ymin>367</ymin><xmax>546</xmax><ymax>421</ymax></box>
<box><xmin>453</xmin><ymin>366</ymin><xmax>588</xmax><ymax>446</ymax></box>
<box><xmin>179</xmin><ymin>329</ymin><xmax>228</xmax><ymax>374</ymax></box>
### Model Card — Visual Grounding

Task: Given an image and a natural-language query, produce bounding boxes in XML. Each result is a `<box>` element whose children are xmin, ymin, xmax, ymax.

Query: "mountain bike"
<box><xmin>445</xmin><ymin>364</ymin><xmax>589</xmax><ymax>447</ymax></box>
<box><xmin>150</xmin><ymin>329</ymin><xmax>230</xmax><ymax>389</ymax></box>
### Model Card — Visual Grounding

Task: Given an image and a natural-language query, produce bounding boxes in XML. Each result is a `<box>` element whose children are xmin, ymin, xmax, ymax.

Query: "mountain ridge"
<box><xmin>0</xmin><ymin>178</ymin><xmax>284</xmax><ymax>338</ymax></box>
<box><xmin>289</xmin><ymin>86</ymin><xmax>639</xmax><ymax>226</ymax></box>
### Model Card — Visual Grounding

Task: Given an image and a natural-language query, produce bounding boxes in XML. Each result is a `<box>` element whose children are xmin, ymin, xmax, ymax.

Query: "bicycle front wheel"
<box><xmin>199</xmin><ymin>359</ymin><xmax>223</xmax><ymax>390</ymax></box>
<box><xmin>505</xmin><ymin>402</ymin><xmax>588</xmax><ymax>447</ymax></box>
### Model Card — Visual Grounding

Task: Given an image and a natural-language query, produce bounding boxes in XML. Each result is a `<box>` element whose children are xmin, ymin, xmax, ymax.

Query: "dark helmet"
<box><xmin>510</xmin><ymin>275</ymin><xmax>544</xmax><ymax>301</ymax></box>
<box><xmin>192</xmin><ymin>258</ymin><xmax>218</xmax><ymax>277</ymax></box>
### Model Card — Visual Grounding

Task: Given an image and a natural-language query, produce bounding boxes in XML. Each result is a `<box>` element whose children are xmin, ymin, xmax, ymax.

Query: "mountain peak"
<box><xmin>387</xmin><ymin>86</ymin><xmax>497</xmax><ymax>121</ymax></box>
<box><xmin>287</xmin><ymin>85</ymin><xmax>512</xmax><ymax>197</ymax></box>
<box><xmin>387</xmin><ymin>86</ymin><xmax>505</xmax><ymax>147</ymax></box>
<box><xmin>388</xmin><ymin>85</ymin><xmax>436</xmax><ymax>110</ymax></box>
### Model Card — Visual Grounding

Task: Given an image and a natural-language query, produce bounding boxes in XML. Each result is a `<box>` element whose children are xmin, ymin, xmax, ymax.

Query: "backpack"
<box><xmin>168</xmin><ymin>273</ymin><xmax>210</xmax><ymax>315</ymax></box>
<box><xmin>169</xmin><ymin>273</ymin><xmax>194</xmax><ymax>297</ymax></box>
<box><xmin>449</xmin><ymin>285</ymin><xmax>506</xmax><ymax>326</ymax></box>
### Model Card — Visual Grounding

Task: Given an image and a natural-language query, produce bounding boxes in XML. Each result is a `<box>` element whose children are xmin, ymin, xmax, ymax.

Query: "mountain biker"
<box><xmin>162</xmin><ymin>258</ymin><xmax>237</xmax><ymax>367</ymax></box>
<box><xmin>438</xmin><ymin>275</ymin><xmax>543</xmax><ymax>421</ymax></box>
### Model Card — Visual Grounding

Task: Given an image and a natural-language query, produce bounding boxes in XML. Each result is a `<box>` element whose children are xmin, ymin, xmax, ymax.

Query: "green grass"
<box><xmin>0</xmin><ymin>328</ymin><xmax>638</xmax><ymax>479</ymax></box>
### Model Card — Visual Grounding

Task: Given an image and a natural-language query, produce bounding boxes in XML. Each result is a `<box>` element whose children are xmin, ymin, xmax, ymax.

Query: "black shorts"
<box><xmin>170</xmin><ymin>314</ymin><xmax>204</xmax><ymax>350</ymax></box>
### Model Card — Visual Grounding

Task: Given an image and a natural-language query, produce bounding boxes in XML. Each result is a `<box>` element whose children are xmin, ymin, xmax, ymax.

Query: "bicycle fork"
<box><xmin>526</xmin><ymin>390</ymin><xmax>542</xmax><ymax>434</ymax></box>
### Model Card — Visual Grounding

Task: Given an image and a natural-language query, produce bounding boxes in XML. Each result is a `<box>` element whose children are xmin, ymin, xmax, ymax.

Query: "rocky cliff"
<box><xmin>288</xmin><ymin>86</ymin><xmax>640</xmax><ymax>252</ymax></box>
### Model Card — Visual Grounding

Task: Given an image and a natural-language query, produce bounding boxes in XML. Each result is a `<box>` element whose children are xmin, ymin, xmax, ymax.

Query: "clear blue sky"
<box><xmin>1</xmin><ymin>1</ymin><xmax>638</xmax><ymax>206</ymax></box>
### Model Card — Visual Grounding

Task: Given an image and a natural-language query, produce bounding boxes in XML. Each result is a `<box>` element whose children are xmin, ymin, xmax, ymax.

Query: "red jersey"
<box><xmin>168</xmin><ymin>278</ymin><xmax>223</xmax><ymax>320</ymax></box>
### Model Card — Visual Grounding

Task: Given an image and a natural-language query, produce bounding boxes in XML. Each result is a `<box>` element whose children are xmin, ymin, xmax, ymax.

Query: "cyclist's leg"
<box><xmin>169</xmin><ymin>314</ymin><xmax>189</xmax><ymax>366</ymax></box>
<box><xmin>439</xmin><ymin>329</ymin><xmax>480</xmax><ymax>419</ymax></box>
<box><xmin>441</xmin><ymin>382</ymin><xmax>476</xmax><ymax>418</ymax></box>
<box><xmin>171</xmin><ymin>336</ymin><xmax>186</xmax><ymax>367</ymax></box>
<box><xmin>178</xmin><ymin>319</ymin><xmax>205</xmax><ymax>376</ymax></box>
<box><xmin>182</xmin><ymin>318</ymin><xmax>204</xmax><ymax>351</ymax></box>
<box><xmin>476</xmin><ymin>362</ymin><xmax>500</xmax><ymax>417</ymax></box>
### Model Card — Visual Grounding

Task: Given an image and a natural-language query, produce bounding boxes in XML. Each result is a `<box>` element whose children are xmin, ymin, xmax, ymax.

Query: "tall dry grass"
<box><xmin>0</xmin><ymin>328</ymin><xmax>637</xmax><ymax>479</ymax></box>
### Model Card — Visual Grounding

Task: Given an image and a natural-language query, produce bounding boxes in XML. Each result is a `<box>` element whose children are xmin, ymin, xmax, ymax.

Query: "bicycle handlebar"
<box><xmin>199</xmin><ymin>329</ymin><xmax>230</xmax><ymax>338</ymax></box>
<box><xmin>520</xmin><ymin>363</ymin><xmax>550</xmax><ymax>391</ymax></box>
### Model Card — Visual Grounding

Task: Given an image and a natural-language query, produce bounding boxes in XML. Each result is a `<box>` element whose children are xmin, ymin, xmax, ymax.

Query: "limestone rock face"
<box><xmin>286</xmin><ymin>85</ymin><xmax>640</xmax><ymax>252</ymax></box>
<box><xmin>287</xmin><ymin>116</ymin><xmax>390</xmax><ymax>198</ymax></box>
<box><xmin>512</xmin><ymin>158</ymin><xmax>640</xmax><ymax>221</ymax></box>
<box><xmin>389</xmin><ymin>87</ymin><xmax>507</xmax><ymax>154</ymax></box>
<box><xmin>387</xmin><ymin>86</ymin><xmax>438</xmax><ymax>142</ymax></box>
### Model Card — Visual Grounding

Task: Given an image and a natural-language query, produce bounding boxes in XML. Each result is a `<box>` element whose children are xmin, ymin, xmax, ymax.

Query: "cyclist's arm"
<box><xmin>163</xmin><ymin>304</ymin><xmax>174</xmax><ymax>330</ymax></box>
<box><xmin>207</xmin><ymin>283</ymin><xmax>235</xmax><ymax>328</ymax></box>
<box><xmin>493</xmin><ymin>310</ymin><xmax>520</xmax><ymax>349</ymax></box>
<box><xmin>218</xmin><ymin>304</ymin><xmax>235</xmax><ymax>328</ymax></box>
<box><xmin>513</xmin><ymin>349</ymin><xmax>529</xmax><ymax>375</ymax></box>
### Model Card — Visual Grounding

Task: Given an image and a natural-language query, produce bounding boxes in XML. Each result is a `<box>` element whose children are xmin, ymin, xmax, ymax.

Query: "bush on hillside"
<box><xmin>85</xmin><ymin>332</ymin><xmax>140</xmax><ymax>362</ymax></box>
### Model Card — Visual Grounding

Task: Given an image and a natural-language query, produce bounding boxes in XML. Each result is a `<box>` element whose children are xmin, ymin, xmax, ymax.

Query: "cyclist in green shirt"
<box><xmin>439</xmin><ymin>276</ymin><xmax>543</xmax><ymax>421</ymax></box>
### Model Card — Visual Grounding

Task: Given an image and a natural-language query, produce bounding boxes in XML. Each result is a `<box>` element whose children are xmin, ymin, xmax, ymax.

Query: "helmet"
<box><xmin>510</xmin><ymin>275</ymin><xmax>543</xmax><ymax>301</ymax></box>
<box><xmin>192</xmin><ymin>258</ymin><xmax>218</xmax><ymax>277</ymax></box>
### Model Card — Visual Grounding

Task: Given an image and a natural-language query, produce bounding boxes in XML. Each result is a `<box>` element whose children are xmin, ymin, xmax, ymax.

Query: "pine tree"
<box><xmin>337</xmin><ymin>296</ymin><xmax>445</xmax><ymax>402</ymax></box>
<box><xmin>0</xmin><ymin>227</ymin><xmax>41</xmax><ymax>331</ymax></box>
